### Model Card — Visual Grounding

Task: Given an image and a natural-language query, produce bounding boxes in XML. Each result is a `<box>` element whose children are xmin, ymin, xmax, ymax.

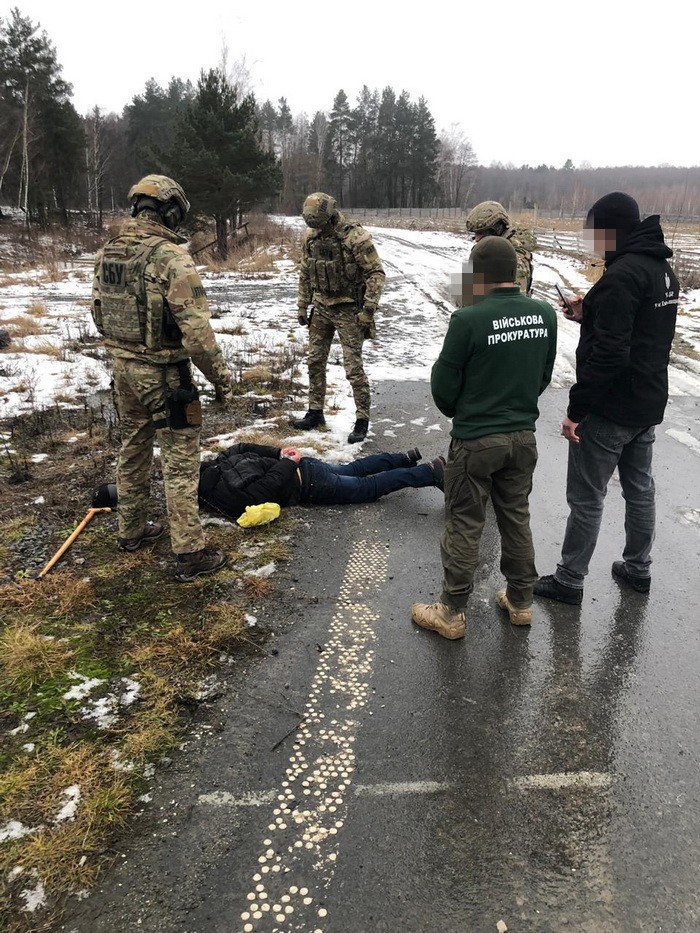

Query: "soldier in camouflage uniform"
<box><xmin>92</xmin><ymin>174</ymin><xmax>233</xmax><ymax>582</ymax></box>
<box><xmin>293</xmin><ymin>192</ymin><xmax>385</xmax><ymax>444</ymax></box>
<box><xmin>466</xmin><ymin>201</ymin><xmax>536</xmax><ymax>295</ymax></box>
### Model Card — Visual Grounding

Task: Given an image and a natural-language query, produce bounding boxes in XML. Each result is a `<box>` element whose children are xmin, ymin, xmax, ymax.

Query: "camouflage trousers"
<box><xmin>307</xmin><ymin>306</ymin><xmax>370</xmax><ymax>420</ymax></box>
<box><xmin>112</xmin><ymin>357</ymin><xmax>205</xmax><ymax>555</ymax></box>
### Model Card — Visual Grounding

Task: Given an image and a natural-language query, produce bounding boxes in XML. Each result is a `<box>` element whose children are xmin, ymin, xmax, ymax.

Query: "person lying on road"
<box><xmin>198</xmin><ymin>444</ymin><xmax>445</xmax><ymax>519</ymax></box>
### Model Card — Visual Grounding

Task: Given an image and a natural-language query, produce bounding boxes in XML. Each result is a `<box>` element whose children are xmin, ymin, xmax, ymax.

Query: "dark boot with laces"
<box><xmin>348</xmin><ymin>418</ymin><xmax>369</xmax><ymax>444</ymax></box>
<box><xmin>175</xmin><ymin>547</ymin><xmax>227</xmax><ymax>583</ymax></box>
<box><xmin>118</xmin><ymin>522</ymin><xmax>164</xmax><ymax>552</ymax></box>
<box><xmin>292</xmin><ymin>409</ymin><xmax>326</xmax><ymax>430</ymax></box>
<box><xmin>533</xmin><ymin>574</ymin><xmax>583</xmax><ymax>605</ymax></box>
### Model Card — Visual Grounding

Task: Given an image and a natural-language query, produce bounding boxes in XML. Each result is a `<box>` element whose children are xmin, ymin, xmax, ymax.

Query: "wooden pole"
<box><xmin>37</xmin><ymin>508</ymin><xmax>112</xmax><ymax>579</ymax></box>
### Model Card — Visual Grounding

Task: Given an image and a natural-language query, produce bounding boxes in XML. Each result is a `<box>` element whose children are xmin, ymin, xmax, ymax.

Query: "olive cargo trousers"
<box><xmin>441</xmin><ymin>432</ymin><xmax>539</xmax><ymax>610</ymax></box>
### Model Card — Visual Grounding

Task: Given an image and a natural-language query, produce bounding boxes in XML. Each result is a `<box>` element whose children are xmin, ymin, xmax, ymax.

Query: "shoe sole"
<box><xmin>496</xmin><ymin>591</ymin><xmax>532</xmax><ymax>626</ymax></box>
<box><xmin>611</xmin><ymin>564</ymin><xmax>650</xmax><ymax>593</ymax></box>
<box><xmin>411</xmin><ymin>613</ymin><xmax>465</xmax><ymax>640</ymax></box>
<box><xmin>533</xmin><ymin>587</ymin><xmax>582</xmax><ymax>606</ymax></box>
<box><xmin>175</xmin><ymin>556</ymin><xmax>228</xmax><ymax>583</ymax></box>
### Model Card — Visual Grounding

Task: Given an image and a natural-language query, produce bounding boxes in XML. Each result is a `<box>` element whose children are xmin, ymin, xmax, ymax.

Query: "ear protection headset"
<box><xmin>132</xmin><ymin>196</ymin><xmax>184</xmax><ymax>230</ymax></box>
<box><xmin>161</xmin><ymin>199</ymin><xmax>185</xmax><ymax>231</ymax></box>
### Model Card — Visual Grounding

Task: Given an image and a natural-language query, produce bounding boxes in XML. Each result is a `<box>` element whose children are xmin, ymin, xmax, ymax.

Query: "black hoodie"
<box><xmin>568</xmin><ymin>216</ymin><xmax>679</xmax><ymax>426</ymax></box>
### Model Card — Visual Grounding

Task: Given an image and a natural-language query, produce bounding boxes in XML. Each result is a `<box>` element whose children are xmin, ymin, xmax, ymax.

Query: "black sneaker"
<box><xmin>612</xmin><ymin>561</ymin><xmax>651</xmax><ymax>593</ymax></box>
<box><xmin>406</xmin><ymin>447</ymin><xmax>422</xmax><ymax>464</ymax></box>
<box><xmin>348</xmin><ymin>418</ymin><xmax>369</xmax><ymax>444</ymax></box>
<box><xmin>431</xmin><ymin>456</ymin><xmax>446</xmax><ymax>491</ymax></box>
<box><xmin>175</xmin><ymin>547</ymin><xmax>227</xmax><ymax>583</ymax></box>
<box><xmin>292</xmin><ymin>409</ymin><xmax>326</xmax><ymax>430</ymax></box>
<box><xmin>118</xmin><ymin>522</ymin><xmax>164</xmax><ymax>552</ymax></box>
<box><xmin>533</xmin><ymin>574</ymin><xmax>583</xmax><ymax>605</ymax></box>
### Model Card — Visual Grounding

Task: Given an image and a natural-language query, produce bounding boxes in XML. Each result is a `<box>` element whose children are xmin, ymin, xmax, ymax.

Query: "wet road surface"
<box><xmin>61</xmin><ymin>382</ymin><xmax>700</xmax><ymax>933</ymax></box>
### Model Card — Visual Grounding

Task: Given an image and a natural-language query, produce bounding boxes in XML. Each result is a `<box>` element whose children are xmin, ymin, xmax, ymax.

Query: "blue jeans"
<box><xmin>299</xmin><ymin>453</ymin><xmax>435</xmax><ymax>505</ymax></box>
<box><xmin>555</xmin><ymin>413</ymin><xmax>656</xmax><ymax>588</ymax></box>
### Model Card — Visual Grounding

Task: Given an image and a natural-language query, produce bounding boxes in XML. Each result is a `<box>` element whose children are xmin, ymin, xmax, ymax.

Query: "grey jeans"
<box><xmin>555</xmin><ymin>413</ymin><xmax>656</xmax><ymax>588</ymax></box>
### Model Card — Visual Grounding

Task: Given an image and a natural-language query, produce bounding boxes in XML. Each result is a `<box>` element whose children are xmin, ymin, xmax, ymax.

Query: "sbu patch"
<box><xmin>191</xmin><ymin>284</ymin><xmax>206</xmax><ymax>299</ymax></box>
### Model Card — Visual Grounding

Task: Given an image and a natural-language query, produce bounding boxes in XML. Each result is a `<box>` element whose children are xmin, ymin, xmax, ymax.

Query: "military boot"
<box><xmin>118</xmin><ymin>522</ymin><xmax>164</xmax><ymax>552</ymax></box>
<box><xmin>175</xmin><ymin>547</ymin><xmax>227</xmax><ymax>583</ymax></box>
<box><xmin>292</xmin><ymin>409</ymin><xmax>326</xmax><ymax>430</ymax></box>
<box><xmin>410</xmin><ymin>601</ymin><xmax>466</xmax><ymax>640</ymax></box>
<box><xmin>496</xmin><ymin>589</ymin><xmax>533</xmax><ymax>626</ymax></box>
<box><xmin>348</xmin><ymin>418</ymin><xmax>369</xmax><ymax>444</ymax></box>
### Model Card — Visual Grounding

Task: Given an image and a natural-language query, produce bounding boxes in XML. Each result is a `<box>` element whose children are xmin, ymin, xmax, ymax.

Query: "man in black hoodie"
<box><xmin>535</xmin><ymin>193</ymin><xmax>679</xmax><ymax>604</ymax></box>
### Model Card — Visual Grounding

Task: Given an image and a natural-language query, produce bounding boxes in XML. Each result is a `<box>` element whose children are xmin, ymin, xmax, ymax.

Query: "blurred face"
<box><xmin>449</xmin><ymin>263</ymin><xmax>487</xmax><ymax>307</ymax></box>
<box><xmin>583</xmin><ymin>225</ymin><xmax>617</xmax><ymax>258</ymax></box>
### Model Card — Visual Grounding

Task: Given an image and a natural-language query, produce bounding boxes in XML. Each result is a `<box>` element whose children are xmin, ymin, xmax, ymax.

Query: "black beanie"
<box><xmin>471</xmin><ymin>236</ymin><xmax>517</xmax><ymax>283</ymax></box>
<box><xmin>586</xmin><ymin>192</ymin><xmax>640</xmax><ymax>235</ymax></box>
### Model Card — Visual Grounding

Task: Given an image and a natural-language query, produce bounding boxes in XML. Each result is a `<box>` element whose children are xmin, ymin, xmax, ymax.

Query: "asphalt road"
<box><xmin>62</xmin><ymin>384</ymin><xmax>700</xmax><ymax>933</ymax></box>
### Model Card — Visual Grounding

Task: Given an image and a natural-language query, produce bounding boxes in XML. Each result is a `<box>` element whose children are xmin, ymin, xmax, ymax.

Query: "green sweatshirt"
<box><xmin>431</xmin><ymin>287</ymin><xmax>558</xmax><ymax>439</ymax></box>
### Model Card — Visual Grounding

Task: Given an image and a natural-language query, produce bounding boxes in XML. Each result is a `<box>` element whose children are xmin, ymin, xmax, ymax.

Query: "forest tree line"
<box><xmin>2</xmin><ymin>6</ymin><xmax>700</xmax><ymax>257</ymax></box>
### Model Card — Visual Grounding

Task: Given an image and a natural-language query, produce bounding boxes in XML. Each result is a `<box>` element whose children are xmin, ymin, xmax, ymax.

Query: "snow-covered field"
<box><xmin>1</xmin><ymin>220</ymin><xmax>699</xmax><ymax>450</ymax></box>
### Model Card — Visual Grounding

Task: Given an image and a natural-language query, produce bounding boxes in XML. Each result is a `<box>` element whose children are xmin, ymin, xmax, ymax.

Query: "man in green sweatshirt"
<box><xmin>411</xmin><ymin>237</ymin><xmax>557</xmax><ymax>639</ymax></box>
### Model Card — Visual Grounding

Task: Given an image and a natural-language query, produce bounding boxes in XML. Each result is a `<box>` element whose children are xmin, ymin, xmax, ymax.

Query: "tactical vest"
<box><xmin>307</xmin><ymin>231</ymin><xmax>364</xmax><ymax>301</ymax></box>
<box><xmin>93</xmin><ymin>234</ymin><xmax>182</xmax><ymax>351</ymax></box>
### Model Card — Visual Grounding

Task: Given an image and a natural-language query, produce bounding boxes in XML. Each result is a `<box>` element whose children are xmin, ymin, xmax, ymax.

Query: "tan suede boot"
<box><xmin>496</xmin><ymin>589</ymin><xmax>533</xmax><ymax>626</ymax></box>
<box><xmin>411</xmin><ymin>602</ymin><xmax>466</xmax><ymax>640</ymax></box>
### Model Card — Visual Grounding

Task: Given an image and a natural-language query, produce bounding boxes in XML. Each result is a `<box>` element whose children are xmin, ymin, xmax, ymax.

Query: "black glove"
<box><xmin>357</xmin><ymin>307</ymin><xmax>376</xmax><ymax>339</ymax></box>
<box><xmin>298</xmin><ymin>307</ymin><xmax>310</xmax><ymax>326</ymax></box>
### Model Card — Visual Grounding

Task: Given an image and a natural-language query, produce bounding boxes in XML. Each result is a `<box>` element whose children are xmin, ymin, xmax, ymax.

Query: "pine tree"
<box><xmin>165</xmin><ymin>69</ymin><xmax>281</xmax><ymax>258</ymax></box>
<box><xmin>327</xmin><ymin>90</ymin><xmax>354</xmax><ymax>206</ymax></box>
<box><xmin>124</xmin><ymin>77</ymin><xmax>194</xmax><ymax>173</ymax></box>
<box><xmin>0</xmin><ymin>7</ymin><xmax>80</xmax><ymax>225</ymax></box>
<box><xmin>410</xmin><ymin>97</ymin><xmax>440</xmax><ymax>207</ymax></box>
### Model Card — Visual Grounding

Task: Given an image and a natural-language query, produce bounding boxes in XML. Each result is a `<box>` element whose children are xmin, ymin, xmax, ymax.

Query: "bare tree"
<box><xmin>437</xmin><ymin>124</ymin><xmax>478</xmax><ymax>206</ymax></box>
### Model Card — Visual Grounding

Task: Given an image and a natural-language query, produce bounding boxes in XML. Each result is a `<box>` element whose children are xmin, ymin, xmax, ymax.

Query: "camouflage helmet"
<box><xmin>466</xmin><ymin>200</ymin><xmax>510</xmax><ymax>236</ymax></box>
<box><xmin>128</xmin><ymin>174</ymin><xmax>190</xmax><ymax>225</ymax></box>
<box><xmin>302</xmin><ymin>192</ymin><xmax>338</xmax><ymax>229</ymax></box>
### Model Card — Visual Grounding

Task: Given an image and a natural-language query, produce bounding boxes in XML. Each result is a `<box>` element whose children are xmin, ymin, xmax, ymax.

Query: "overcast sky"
<box><xmin>7</xmin><ymin>0</ymin><xmax>700</xmax><ymax>169</ymax></box>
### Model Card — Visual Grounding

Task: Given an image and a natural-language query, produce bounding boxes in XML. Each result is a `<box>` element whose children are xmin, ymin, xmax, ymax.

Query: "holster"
<box><xmin>166</xmin><ymin>360</ymin><xmax>202</xmax><ymax>429</ymax></box>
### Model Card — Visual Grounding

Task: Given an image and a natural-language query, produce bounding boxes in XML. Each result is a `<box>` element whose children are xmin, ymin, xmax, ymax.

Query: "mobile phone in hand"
<box><xmin>555</xmin><ymin>283</ymin><xmax>575</xmax><ymax>316</ymax></box>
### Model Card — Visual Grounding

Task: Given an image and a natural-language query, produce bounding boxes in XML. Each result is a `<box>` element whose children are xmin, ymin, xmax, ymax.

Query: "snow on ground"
<box><xmin>1</xmin><ymin>223</ymin><xmax>699</xmax><ymax>438</ymax></box>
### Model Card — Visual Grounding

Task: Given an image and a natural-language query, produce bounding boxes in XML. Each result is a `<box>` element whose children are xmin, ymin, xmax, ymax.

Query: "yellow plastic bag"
<box><xmin>236</xmin><ymin>502</ymin><xmax>281</xmax><ymax>528</ymax></box>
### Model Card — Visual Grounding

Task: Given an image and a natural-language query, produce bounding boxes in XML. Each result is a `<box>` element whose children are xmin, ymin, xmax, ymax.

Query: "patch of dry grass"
<box><xmin>22</xmin><ymin>337</ymin><xmax>65</xmax><ymax>360</ymax></box>
<box><xmin>263</xmin><ymin>540</ymin><xmax>292</xmax><ymax>562</ymax></box>
<box><xmin>241</xmin><ymin>576</ymin><xmax>273</xmax><ymax>599</ymax></box>
<box><xmin>217</xmin><ymin>321</ymin><xmax>247</xmax><ymax>336</ymax></box>
<box><xmin>2</xmin><ymin>314</ymin><xmax>44</xmax><ymax>338</ymax></box>
<box><xmin>242</xmin><ymin>365</ymin><xmax>274</xmax><ymax>384</ymax></box>
<box><xmin>0</xmin><ymin>743</ymin><xmax>135</xmax><ymax>899</ymax></box>
<box><xmin>0</xmin><ymin>622</ymin><xmax>74</xmax><ymax>691</ymax></box>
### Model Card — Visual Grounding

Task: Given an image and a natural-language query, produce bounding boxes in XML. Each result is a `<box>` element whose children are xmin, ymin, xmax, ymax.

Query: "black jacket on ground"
<box><xmin>198</xmin><ymin>444</ymin><xmax>301</xmax><ymax>518</ymax></box>
<box><xmin>568</xmin><ymin>216</ymin><xmax>678</xmax><ymax>426</ymax></box>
